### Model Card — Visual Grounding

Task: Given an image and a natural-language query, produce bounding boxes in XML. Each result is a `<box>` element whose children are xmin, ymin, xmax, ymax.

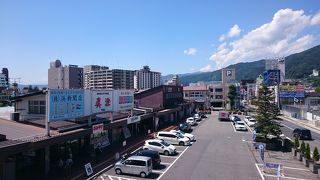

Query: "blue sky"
<box><xmin>0</xmin><ymin>0</ymin><xmax>320</xmax><ymax>84</ymax></box>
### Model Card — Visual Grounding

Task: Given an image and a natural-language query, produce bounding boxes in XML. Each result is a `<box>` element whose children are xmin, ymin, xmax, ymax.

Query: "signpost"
<box><xmin>259</xmin><ymin>144</ymin><xmax>265</xmax><ymax>162</ymax></box>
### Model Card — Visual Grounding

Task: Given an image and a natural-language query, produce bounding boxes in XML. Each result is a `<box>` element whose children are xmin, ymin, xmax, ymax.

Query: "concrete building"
<box><xmin>183</xmin><ymin>85</ymin><xmax>209</xmax><ymax>110</ymax></box>
<box><xmin>1</xmin><ymin>68</ymin><xmax>9</xmax><ymax>85</ymax></box>
<box><xmin>134</xmin><ymin>66</ymin><xmax>161</xmax><ymax>91</ymax></box>
<box><xmin>84</xmin><ymin>65</ymin><xmax>134</xmax><ymax>90</ymax></box>
<box><xmin>48</xmin><ymin>60</ymin><xmax>83</xmax><ymax>89</ymax></box>
<box><xmin>265</xmin><ymin>58</ymin><xmax>285</xmax><ymax>83</ymax></box>
<box><xmin>208</xmin><ymin>83</ymin><xmax>225</xmax><ymax>108</ymax></box>
<box><xmin>165</xmin><ymin>75</ymin><xmax>180</xmax><ymax>86</ymax></box>
<box><xmin>0</xmin><ymin>74</ymin><xmax>7</xmax><ymax>88</ymax></box>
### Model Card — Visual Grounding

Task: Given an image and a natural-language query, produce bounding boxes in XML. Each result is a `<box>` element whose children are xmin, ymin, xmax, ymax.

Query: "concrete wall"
<box><xmin>15</xmin><ymin>94</ymin><xmax>46</xmax><ymax>121</ymax></box>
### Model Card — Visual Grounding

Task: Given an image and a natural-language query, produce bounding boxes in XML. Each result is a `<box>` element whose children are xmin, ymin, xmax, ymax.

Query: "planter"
<box><xmin>309</xmin><ymin>162</ymin><xmax>320</xmax><ymax>174</ymax></box>
<box><xmin>303</xmin><ymin>157</ymin><xmax>310</xmax><ymax>167</ymax></box>
<box><xmin>296</xmin><ymin>152</ymin><xmax>303</xmax><ymax>161</ymax></box>
<box><xmin>292</xmin><ymin>148</ymin><xmax>297</xmax><ymax>156</ymax></box>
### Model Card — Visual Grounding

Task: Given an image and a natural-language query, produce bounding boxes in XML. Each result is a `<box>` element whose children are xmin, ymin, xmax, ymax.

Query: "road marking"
<box><xmin>157</xmin><ymin>146</ymin><xmax>190</xmax><ymax>180</ymax></box>
<box><xmin>286</xmin><ymin>136</ymin><xmax>292</xmax><ymax>141</ymax></box>
<box><xmin>283</xmin><ymin>166</ymin><xmax>309</xmax><ymax>171</ymax></box>
<box><xmin>244</xmin><ymin>122</ymin><xmax>253</xmax><ymax>133</ymax></box>
<box><xmin>255</xmin><ymin>163</ymin><xmax>265</xmax><ymax>180</ymax></box>
<box><xmin>152</xmin><ymin>170</ymin><xmax>165</xmax><ymax>174</ymax></box>
<box><xmin>108</xmin><ymin>175</ymin><xmax>136</xmax><ymax>180</ymax></box>
<box><xmin>282</xmin><ymin>123</ymin><xmax>294</xmax><ymax>130</ymax></box>
<box><xmin>160</xmin><ymin>155</ymin><xmax>177</xmax><ymax>158</ymax></box>
<box><xmin>161</xmin><ymin>162</ymin><xmax>171</xmax><ymax>165</ymax></box>
<box><xmin>230</xmin><ymin>122</ymin><xmax>236</xmax><ymax>132</ymax></box>
<box><xmin>262</xmin><ymin>174</ymin><xmax>309</xmax><ymax>180</ymax></box>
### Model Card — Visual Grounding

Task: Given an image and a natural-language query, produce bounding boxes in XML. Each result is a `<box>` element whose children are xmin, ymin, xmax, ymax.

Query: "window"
<box><xmin>215</xmin><ymin>88</ymin><xmax>223</xmax><ymax>92</ymax></box>
<box><xmin>132</xmin><ymin>160</ymin><xmax>146</xmax><ymax>166</ymax></box>
<box><xmin>28</xmin><ymin>100</ymin><xmax>46</xmax><ymax>114</ymax></box>
<box><xmin>215</xmin><ymin>95</ymin><xmax>223</xmax><ymax>99</ymax></box>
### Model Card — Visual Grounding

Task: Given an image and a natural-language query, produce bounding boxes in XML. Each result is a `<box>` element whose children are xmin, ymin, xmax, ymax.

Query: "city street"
<box><xmin>93</xmin><ymin>113</ymin><xmax>262</xmax><ymax>180</ymax></box>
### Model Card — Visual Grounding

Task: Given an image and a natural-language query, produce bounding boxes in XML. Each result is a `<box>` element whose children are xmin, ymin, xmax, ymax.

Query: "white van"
<box><xmin>114</xmin><ymin>156</ymin><xmax>152</xmax><ymax>178</ymax></box>
<box><xmin>156</xmin><ymin>131</ymin><xmax>190</xmax><ymax>146</ymax></box>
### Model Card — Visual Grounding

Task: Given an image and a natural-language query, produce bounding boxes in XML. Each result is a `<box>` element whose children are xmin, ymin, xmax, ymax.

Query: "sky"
<box><xmin>0</xmin><ymin>0</ymin><xmax>320</xmax><ymax>84</ymax></box>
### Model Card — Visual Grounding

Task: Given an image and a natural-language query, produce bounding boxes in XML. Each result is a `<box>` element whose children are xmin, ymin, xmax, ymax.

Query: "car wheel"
<box><xmin>179</xmin><ymin>141</ymin><xmax>185</xmax><ymax>146</ymax></box>
<box><xmin>115</xmin><ymin>168</ymin><xmax>122</xmax><ymax>175</ymax></box>
<box><xmin>143</xmin><ymin>147</ymin><xmax>149</xmax><ymax>150</ymax></box>
<box><xmin>140</xmin><ymin>172</ymin><xmax>147</xmax><ymax>178</ymax></box>
<box><xmin>164</xmin><ymin>150</ymin><xmax>169</xmax><ymax>156</ymax></box>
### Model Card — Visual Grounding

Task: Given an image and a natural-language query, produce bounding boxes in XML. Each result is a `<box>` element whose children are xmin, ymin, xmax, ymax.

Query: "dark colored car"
<box><xmin>179</xmin><ymin>122</ymin><xmax>191</xmax><ymax>132</ymax></box>
<box><xmin>131</xmin><ymin>150</ymin><xmax>161</xmax><ymax>168</ymax></box>
<box><xmin>293</xmin><ymin>128</ymin><xmax>312</xmax><ymax>140</ymax></box>
<box><xmin>232</xmin><ymin>116</ymin><xmax>241</xmax><ymax>125</ymax></box>
<box><xmin>200</xmin><ymin>112</ymin><xmax>207</xmax><ymax>118</ymax></box>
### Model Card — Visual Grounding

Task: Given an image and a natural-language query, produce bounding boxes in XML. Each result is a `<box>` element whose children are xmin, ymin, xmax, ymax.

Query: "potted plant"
<box><xmin>297</xmin><ymin>141</ymin><xmax>305</xmax><ymax>161</ymax></box>
<box><xmin>303</xmin><ymin>143</ymin><xmax>311</xmax><ymax>167</ymax></box>
<box><xmin>292</xmin><ymin>136</ymin><xmax>299</xmax><ymax>156</ymax></box>
<box><xmin>310</xmin><ymin>147</ymin><xmax>320</xmax><ymax>174</ymax></box>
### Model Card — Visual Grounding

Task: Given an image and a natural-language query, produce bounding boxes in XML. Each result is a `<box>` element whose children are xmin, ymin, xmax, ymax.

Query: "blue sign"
<box><xmin>265</xmin><ymin>162</ymin><xmax>281</xmax><ymax>169</ymax></box>
<box><xmin>259</xmin><ymin>144</ymin><xmax>265</xmax><ymax>161</ymax></box>
<box><xmin>279</xmin><ymin>92</ymin><xmax>304</xmax><ymax>98</ymax></box>
<box><xmin>49</xmin><ymin>89</ymin><xmax>84</xmax><ymax>121</ymax></box>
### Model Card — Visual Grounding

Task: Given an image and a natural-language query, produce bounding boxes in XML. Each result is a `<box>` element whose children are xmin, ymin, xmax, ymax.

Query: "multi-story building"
<box><xmin>48</xmin><ymin>60</ymin><xmax>83</xmax><ymax>89</ymax></box>
<box><xmin>134</xmin><ymin>66</ymin><xmax>161</xmax><ymax>91</ymax></box>
<box><xmin>165</xmin><ymin>75</ymin><xmax>180</xmax><ymax>86</ymax></box>
<box><xmin>84</xmin><ymin>65</ymin><xmax>134</xmax><ymax>90</ymax></box>
<box><xmin>0</xmin><ymin>74</ymin><xmax>8</xmax><ymax>88</ymax></box>
<box><xmin>183</xmin><ymin>85</ymin><xmax>209</xmax><ymax>110</ymax></box>
<box><xmin>1</xmin><ymin>68</ymin><xmax>9</xmax><ymax>85</ymax></box>
<box><xmin>265</xmin><ymin>58</ymin><xmax>285</xmax><ymax>83</ymax></box>
<box><xmin>208</xmin><ymin>83</ymin><xmax>225</xmax><ymax>108</ymax></box>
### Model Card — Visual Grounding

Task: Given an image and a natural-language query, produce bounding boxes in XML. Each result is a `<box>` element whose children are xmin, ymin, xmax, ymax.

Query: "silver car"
<box><xmin>114</xmin><ymin>156</ymin><xmax>152</xmax><ymax>178</ymax></box>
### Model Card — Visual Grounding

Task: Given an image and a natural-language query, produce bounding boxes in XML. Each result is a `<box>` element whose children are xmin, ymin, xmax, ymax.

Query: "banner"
<box><xmin>49</xmin><ymin>89</ymin><xmax>84</xmax><ymax>121</ymax></box>
<box><xmin>113</xmin><ymin>90</ymin><xmax>134</xmax><ymax>111</ymax></box>
<box><xmin>127</xmin><ymin>116</ymin><xmax>141</xmax><ymax>124</ymax></box>
<box><xmin>92</xmin><ymin>123</ymin><xmax>104</xmax><ymax>134</ymax></box>
<box><xmin>91</xmin><ymin>90</ymin><xmax>113</xmax><ymax>113</ymax></box>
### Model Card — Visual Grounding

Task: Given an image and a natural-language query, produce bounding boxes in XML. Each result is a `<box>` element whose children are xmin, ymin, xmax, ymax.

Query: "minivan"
<box><xmin>131</xmin><ymin>150</ymin><xmax>161</xmax><ymax>168</ymax></box>
<box><xmin>114</xmin><ymin>156</ymin><xmax>152</xmax><ymax>178</ymax></box>
<box><xmin>156</xmin><ymin>131</ymin><xmax>190</xmax><ymax>146</ymax></box>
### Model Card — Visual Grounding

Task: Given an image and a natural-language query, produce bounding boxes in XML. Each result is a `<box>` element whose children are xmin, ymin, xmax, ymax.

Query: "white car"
<box><xmin>244</xmin><ymin>116</ymin><xmax>251</xmax><ymax>123</ymax></box>
<box><xmin>156</xmin><ymin>131</ymin><xmax>191</xmax><ymax>146</ymax></box>
<box><xmin>143</xmin><ymin>139</ymin><xmax>176</xmax><ymax>156</ymax></box>
<box><xmin>247</xmin><ymin>118</ymin><xmax>256</xmax><ymax>127</ymax></box>
<box><xmin>170</xmin><ymin>129</ymin><xmax>195</xmax><ymax>141</ymax></box>
<box><xmin>235</xmin><ymin>121</ymin><xmax>247</xmax><ymax>131</ymax></box>
<box><xmin>194</xmin><ymin>114</ymin><xmax>201</xmax><ymax>121</ymax></box>
<box><xmin>186</xmin><ymin>117</ymin><xmax>196</xmax><ymax>126</ymax></box>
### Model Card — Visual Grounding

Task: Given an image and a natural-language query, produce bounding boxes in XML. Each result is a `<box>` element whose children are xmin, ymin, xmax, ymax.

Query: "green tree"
<box><xmin>316</xmin><ymin>87</ymin><xmax>320</xmax><ymax>93</ymax></box>
<box><xmin>300</xmin><ymin>141</ymin><xmax>306</xmax><ymax>155</ymax></box>
<box><xmin>306</xmin><ymin>143</ymin><xmax>311</xmax><ymax>160</ymax></box>
<box><xmin>313</xmin><ymin>147</ymin><xmax>319</xmax><ymax>162</ymax></box>
<box><xmin>227</xmin><ymin>85</ymin><xmax>237</xmax><ymax>110</ymax></box>
<box><xmin>255</xmin><ymin>85</ymin><xmax>282</xmax><ymax>137</ymax></box>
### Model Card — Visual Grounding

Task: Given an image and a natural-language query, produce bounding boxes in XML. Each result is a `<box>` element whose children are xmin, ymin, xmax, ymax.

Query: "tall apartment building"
<box><xmin>0</xmin><ymin>68</ymin><xmax>9</xmax><ymax>88</ymax></box>
<box><xmin>48</xmin><ymin>60</ymin><xmax>83</xmax><ymax>89</ymax></box>
<box><xmin>84</xmin><ymin>65</ymin><xmax>134</xmax><ymax>89</ymax></box>
<box><xmin>134</xmin><ymin>66</ymin><xmax>161</xmax><ymax>91</ymax></box>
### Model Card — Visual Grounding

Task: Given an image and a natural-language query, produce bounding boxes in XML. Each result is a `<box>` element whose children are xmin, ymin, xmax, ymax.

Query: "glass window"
<box><xmin>28</xmin><ymin>100</ymin><xmax>46</xmax><ymax>114</ymax></box>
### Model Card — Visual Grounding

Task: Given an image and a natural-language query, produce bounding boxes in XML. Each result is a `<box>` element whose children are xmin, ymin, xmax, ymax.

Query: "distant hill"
<box><xmin>167</xmin><ymin>45</ymin><xmax>320</xmax><ymax>85</ymax></box>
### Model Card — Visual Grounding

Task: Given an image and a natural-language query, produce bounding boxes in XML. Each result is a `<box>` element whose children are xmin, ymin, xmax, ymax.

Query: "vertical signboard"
<box><xmin>48</xmin><ymin>89</ymin><xmax>84</xmax><ymax>121</ymax></box>
<box><xmin>91</xmin><ymin>90</ymin><xmax>113</xmax><ymax>113</ymax></box>
<box><xmin>113</xmin><ymin>90</ymin><xmax>134</xmax><ymax>111</ymax></box>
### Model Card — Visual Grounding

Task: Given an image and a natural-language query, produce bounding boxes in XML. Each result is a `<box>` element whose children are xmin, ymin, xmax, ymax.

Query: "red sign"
<box><xmin>92</xmin><ymin>123</ymin><xmax>104</xmax><ymax>134</ymax></box>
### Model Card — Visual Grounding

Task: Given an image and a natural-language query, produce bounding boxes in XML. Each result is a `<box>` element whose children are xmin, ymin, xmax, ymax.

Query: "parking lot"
<box><xmin>92</xmin><ymin>114</ymin><xmax>208</xmax><ymax>180</ymax></box>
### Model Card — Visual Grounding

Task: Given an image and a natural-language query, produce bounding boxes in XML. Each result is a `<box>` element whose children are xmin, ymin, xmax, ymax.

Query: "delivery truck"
<box><xmin>218</xmin><ymin>111</ymin><xmax>229</xmax><ymax>121</ymax></box>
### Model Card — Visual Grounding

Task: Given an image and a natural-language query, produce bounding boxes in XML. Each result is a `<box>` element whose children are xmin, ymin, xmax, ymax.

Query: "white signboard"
<box><xmin>92</xmin><ymin>123</ymin><xmax>104</xmax><ymax>134</ymax></box>
<box><xmin>92</xmin><ymin>90</ymin><xmax>113</xmax><ymax>113</ymax></box>
<box><xmin>127</xmin><ymin>116</ymin><xmax>141</xmax><ymax>124</ymax></box>
<box><xmin>84</xmin><ymin>163</ymin><xmax>93</xmax><ymax>176</ymax></box>
<box><xmin>113</xmin><ymin>90</ymin><xmax>134</xmax><ymax>111</ymax></box>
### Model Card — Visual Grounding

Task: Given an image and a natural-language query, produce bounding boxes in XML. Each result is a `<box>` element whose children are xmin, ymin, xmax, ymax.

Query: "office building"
<box><xmin>265</xmin><ymin>58</ymin><xmax>285</xmax><ymax>83</ymax></box>
<box><xmin>48</xmin><ymin>60</ymin><xmax>83</xmax><ymax>89</ymax></box>
<box><xmin>134</xmin><ymin>66</ymin><xmax>161</xmax><ymax>91</ymax></box>
<box><xmin>84</xmin><ymin>65</ymin><xmax>134</xmax><ymax>90</ymax></box>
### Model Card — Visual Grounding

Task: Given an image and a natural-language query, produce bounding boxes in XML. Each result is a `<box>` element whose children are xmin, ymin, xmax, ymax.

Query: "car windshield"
<box><xmin>237</xmin><ymin>122</ymin><xmax>245</xmax><ymax>125</ymax></box>
<box><xmin>249</xmin><ymin>119</ymin><xmax>256</xmax><ymax>122</ymax></box>
<box><xmin>178</xmin><ymin>131</ymin><xmax>185</xmax><ymax>135</ymax></box>
<box><xmin>160</xmin><ymin>141</ymin><xmax>170</xmax><ymax>146</ymax></box>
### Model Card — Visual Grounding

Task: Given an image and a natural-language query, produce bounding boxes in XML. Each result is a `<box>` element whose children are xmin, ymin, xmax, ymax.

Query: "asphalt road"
<box><xmin>159</xmin><ymin>113</ymin><xmax>261</xmax><ymax>180</ymax></box>
<box><xmin>281</xmin><ymin>119</ymin><xmax>320</xmax><ymax>150</ymax></box>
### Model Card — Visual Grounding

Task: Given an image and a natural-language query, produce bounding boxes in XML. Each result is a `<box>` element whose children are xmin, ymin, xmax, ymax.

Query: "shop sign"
<box><xmin>48</xmin><ymin>89</ymin><xmax>84</xmax><ymax>121</ymax></box>
<box><xmin>91</xmin><ymin>90</ymin><xmax>113</xmax><ymax>113</ymax></box>
<box><xmin>113</xmin><ymin>90</ymin><xmax>134</xmax><ymax>111</ymax></box>
<box><xmin>84</xmin><ymin>163</ymin><xmax>93</xmax><ymax>176</ymax></box>
<box><xmin>127</xmin><ymin>116</ymin><xmax>141</xmax><ymax>124</ymax></box>
<box><xmin>92</xmin><ymin>123</ymin><xmax>104</xmax><ymax>134</ymax></box>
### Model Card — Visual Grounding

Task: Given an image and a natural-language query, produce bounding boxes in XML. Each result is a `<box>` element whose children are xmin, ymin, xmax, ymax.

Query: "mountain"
<box><xmin>169</xmin><ymin>45</ymin><xmax>320</xmax><ymax>85</ymax></box>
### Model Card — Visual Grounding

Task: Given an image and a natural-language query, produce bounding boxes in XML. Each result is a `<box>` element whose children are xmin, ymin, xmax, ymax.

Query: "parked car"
<box><xmin>170</xmin><ymin>129</ymin><xmax>195</xmax><ymax>141</ymax></box>
<box><xmin>156</xmin><ymin>131</ymin><xmax>191</xmax><ymax>146</ymax></box>
<box><xmin>114</xmin><ymin>155</ymin><xmax>152</xmax><ymax>178</ymax></box>
<box><xmin>199</xmin><ymin>112</ymin><xmax>207</xmax><ymax>118</ymax></box>
<box><xmin>293</xmin><ymin>128</ymin><xmax>312</xmax><ymax>140</ymax></box>
<box><xmin>143</xmin><ymin>139</ymin><xmax>176</xmax><ymax>156</ymax></box>
<box><xmin>130</xmin><ymin>150</ymin><xmax>161</xmax><ymax>168</ymax></box>
<box><xmin>232</xmin><ymin>116</ymin><xmax>241</xmax><ymax>125</ymax></box>
<box><xmin>247</xmin><ymin>117</ymin><xmax>256</xmax><ymax>127</ymax></box>
<box><xmin>194</xmin><ymin>113</ymin><xmax>201</xmax><ymax>121</ymax></box>
<box><xmin>179</xmin><ymin>122</ymin><xmax>191</xmax><ymax>132</ymax></box>
<box><xmin>235</xmin><ymin>121</ymin><xmax>247</xmax><ymax>131</ymax></box>
<box><xmin>186</xmin><ymin>117</ymin><xmax>196</xmax><ymax>126</ymax></box>
<box><xmin>230</xmin><ymin>115</ymin><xmax>238</xmax><ymax>122</ymax></box>
<box><xmin>244</xmin><ymin>116</ymin><xmax>251</xmax><ymax>123</ymax></box>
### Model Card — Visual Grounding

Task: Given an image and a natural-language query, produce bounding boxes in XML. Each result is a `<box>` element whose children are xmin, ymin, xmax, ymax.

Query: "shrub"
<box><xmin>294</xmin><ymin>136</ymin><xmax>300</xmax><ymax>149</ymax></box>
<box><xmin>313</xmin><ymin>147</ymin><xmax>319</xmax><ymax>162</ymax></box>
<box><xmin>300</xmin><ymin>141</ymin><xmax>306</xmax><ymax>154</ymax></box>
<box><xmin>305</xmin><ymin>143</ymin><xmax>311</xmax><ymax>160</ymax></box>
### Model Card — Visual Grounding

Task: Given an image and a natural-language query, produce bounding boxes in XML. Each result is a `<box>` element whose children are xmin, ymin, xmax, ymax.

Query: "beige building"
<box><xmin>183</xmin><ymin>85</ymin><xmax>209</xmax><ymax>110</ymax></box>
<box><xmin>134</xmin><ymin>66</ymin><xmax>161</xmax><ymax>91</ymax></box>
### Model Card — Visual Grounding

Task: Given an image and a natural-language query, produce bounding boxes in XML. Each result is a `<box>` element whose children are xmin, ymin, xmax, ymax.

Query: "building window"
<box><xmin>215</xmin><ymin>95</ymin><xmax>223</xmax><ymax>99</ymax></box>
<box><xmin>215</xmin><ymin>88</ymin><xmax>223</xmax><ymax>92</ymax></box>
<box><xmin>28</xmin><ymin>101</ymin><xmax>46</xmax><ymax>114</ymax></box>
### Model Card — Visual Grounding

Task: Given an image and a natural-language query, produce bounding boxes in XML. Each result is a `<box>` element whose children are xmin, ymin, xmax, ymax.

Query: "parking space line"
<box><xmin>255</xmin><ymin>163</ymin><xmax>265</xmax><ymax>180</ymax></box>
<box><xmin>230</xmin><ymin>122</ymin><xmax>236</xmax><ymax>132</ymax></box>
<box><xmin>157</xmin><ymin>146</ymin><xmax>189</xmax><ymax>180</ymax></box>
<box><xmin>244</xmin><ymin>122</ymin><xmax>253</xmax><ymax>133</ymax></box>
<box><xmin>108</xmin><ymin>175</ymin><xmax>137</xmax><ymax>180</ymax></box>
<box><xmin>160</xmin><ymin>155</ymin><xmax>177</xmax><ymax>158</ymax></box>
<box><xmin>262</xmin><ymin>174</ymin><xmax>309</xmax><ymax>180</ymax></box>
<box><xmin>161</xmin><ymin>162</ymin><xmax>171</xmax><ymax>165</ymax></box>
<box><xmin>283</xmin><ymin>166</ymin><xmax>309</xmax><ymax>171</ymax></box>
<box><xmin>152</xmin><ymin>170</ymin><xmax>165</xmax><ymax>174</ymax></box>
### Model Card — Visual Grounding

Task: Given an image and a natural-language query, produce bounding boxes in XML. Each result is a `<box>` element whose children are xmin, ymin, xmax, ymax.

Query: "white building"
<box><xmin>265</xmin><ymin>58</ymin><xmax>285</xmax><ymax>83</ymax></box>
<box><xmin>0</xmin><ymin>74</ymin><xmax>8</xmax><ymax>88</ymax></box>
<box><xmin>134</xmin><ymin>66</ymin><xmax>161</xmax><ymax>91</ymax></box>
<box><xmin>165</xmin><ymin>75</ymin><xmax>180</xmax><ymax>86</ymax></box>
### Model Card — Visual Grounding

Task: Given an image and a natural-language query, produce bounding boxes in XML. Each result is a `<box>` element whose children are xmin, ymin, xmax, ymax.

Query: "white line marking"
<box><xmin>152</xmin><ymin>170</ymin><xmax>165</xmax><ymax>174</ymax></box>
<box><xmin>244</xmin><ymin>122</ymin><xmax>253</xmax><ymax>133</ymax></box>
<box><xmin>108</xmin><ymin>175</ymin><xmax>136</xmax><ymax>180</ymax></box>
<box><xmin>283</xmin><ymin>166</ymin><xmax>309</xmax><ymax>171</ymax></box>
<box><xmin>161</xmin><ymin>162</ymin><xmax>171</xmax><ymax>165</ymax></box>
<box><xmin>157</xmin><ymin>146</ymin><xmax>190</xmax><ymax>180</ymax></box>
<box><xmin>255</xmin><ymin>163</ymin><xmax>265</xmax><ymax>180</ymax></box>
<box><xmin>286</xmin><ymin>136</ymin><xmax>292</xmax><ymax>141</ymax></box>
<box><xmin>263</xmin><ymin>174</ymin><xmax>309</xmax><ymax>180</ymax></box>
<box><xmin>160</xmin><ymin>155</ymin><xmax>177</xmax><ymax>158</ymax></box>
<box><xmin>176</xmin><ymin>150</ymin><xmax>184</xmax><ymax>153</ymax></box>
<box><xmin>282</xmin><ymin>123</ymin><xmax>294</xmax><ymax>130</ymax></box>
<box><xmin>230</xmin><ymin>122</ymin><xmax>236</xmax><ymax>132</ymax></box>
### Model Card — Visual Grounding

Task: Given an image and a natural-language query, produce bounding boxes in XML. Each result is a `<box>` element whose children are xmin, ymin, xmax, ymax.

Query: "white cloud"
<box><xmin>219</xmin><ymin>24</ymin><xmax>241</xmax><ymax>42</ymax></box>
<box><xmin>228</xmin><ymin>24</ymin><xmax>241</xmax><ymax>37</ymax></box>
<box><xmin>200</xmin><ymin>64</ymin><xmax>213</xmax><ymax>72</ymax></box>
<box><xmin>184</xmin><ymin>48</ymin><xmax>197</xmax><ymax>56</ymax></box>
<box><xmin>210</xmin><ymin>9</ymin><xmax>317</xmax><ymax>69</ymax></box>
<box><xmin>311</xmin><ymin>12</ymin><xmax>320</xmax><ymax>25</ymax></box>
